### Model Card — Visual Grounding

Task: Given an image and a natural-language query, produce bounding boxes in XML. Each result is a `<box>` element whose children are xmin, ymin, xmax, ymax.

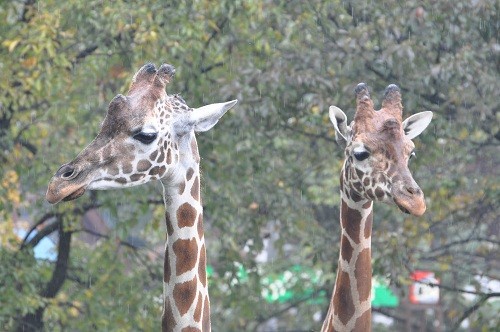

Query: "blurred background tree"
<box><xmin>0</xmin><ymin>0</ymin><xmax>498</xmax><ymax>331</ymax></box>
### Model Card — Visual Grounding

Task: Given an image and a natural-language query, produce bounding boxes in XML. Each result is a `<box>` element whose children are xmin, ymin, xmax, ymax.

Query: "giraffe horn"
<box><xmin>153</xmin><ymin>63</ymin><xmax>175</xmax><ymax>87</ymax></box>
<box><xmin>128</xmin><ymin>63</ymin><xmax>157</xmax><ymax>94</ymax></box>
<box><xmin>381</xmin><ymin>84</ymin><xmax>403</xmax><ymax>122</ymax></box>
<box><xmin>353</xmin><ymin>82</ymin><xmax>375</xmax><ymax>126</ymax></box>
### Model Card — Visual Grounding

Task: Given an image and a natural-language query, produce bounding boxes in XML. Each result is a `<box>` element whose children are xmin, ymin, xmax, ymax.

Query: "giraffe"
<box><xmin>321</xmin><ymin>83</ymin><xmax>433</xmax><ymax>331</ymax></box>
<box><xmin>46</xmin><ymin>63</ymin><xmax>237</xmax><ymax>332</ymax></box>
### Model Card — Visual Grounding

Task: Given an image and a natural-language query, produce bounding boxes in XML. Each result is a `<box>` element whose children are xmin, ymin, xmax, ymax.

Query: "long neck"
<box><xmin>322</xmin><ymin>176</ymin><xmax>374</xmax><ymax>332</ymax></box>
<box><xmin>161</xmin><ymin>161</ymin><xmax>210</xmax><ymax>332</ymax></box>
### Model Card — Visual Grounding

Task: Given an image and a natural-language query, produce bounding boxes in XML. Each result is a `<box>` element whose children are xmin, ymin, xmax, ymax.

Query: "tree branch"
<box><xmin>448</xmin><ymin>293</ymin><xmax>497</xmax><ymax>332</ymax></box>
<box><xmin>16</xmin><ymin>217</ymin><xmax>72</xmax><ymax>331</ymax></box>
<box><xmin>23</xmin><ymin>219</ymin><xmax>61</xmax><ymax>249</ymax></box>
<box><xmin>41</xmin><ymin>220</ymin><xmax>72</xmax><ymax>298</ymax></box>
<box><xmin>20</xmin><ymin>212</ymin><xmax>59</xmax><ymax>249</ymax></box>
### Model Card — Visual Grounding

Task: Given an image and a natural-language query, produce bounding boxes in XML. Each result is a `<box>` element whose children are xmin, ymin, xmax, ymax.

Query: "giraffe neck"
<box><xmin>322</xmin><ymin>182</ymin><xmax>374</xmax><ymax>332</ymax></box>
<box><xmin>161</xmin><ymin>151</ymin><xmax>210</xmax><ymax>331</ymax></box>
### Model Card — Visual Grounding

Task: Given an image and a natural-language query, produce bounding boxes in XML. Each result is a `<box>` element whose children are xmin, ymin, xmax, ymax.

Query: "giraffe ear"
<box><xmin>329</xmin><ymin>106</ymin><xmax>349</xmax><ymax>148</ymax></box>
<box><xmin>402</xmin><ymin>111</ymin><xmax>433</xmax><ymax>139</ymax></box>
<box><xmin>190</xmin><ymin>100</ymin><xmax>238</xmax><ymax>132</ymax></box>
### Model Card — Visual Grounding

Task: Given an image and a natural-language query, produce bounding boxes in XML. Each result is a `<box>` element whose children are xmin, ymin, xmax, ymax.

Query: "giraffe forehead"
<box><xmin>352</xmin><ymin>129</ymin><xmax>413</xmax><ymax>154</ymax></box>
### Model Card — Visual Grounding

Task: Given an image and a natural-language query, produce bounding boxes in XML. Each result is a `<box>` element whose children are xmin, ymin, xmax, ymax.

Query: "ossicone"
<box><xmin>128</xmin><ymin>62</ymin><xmax>176</xmax><ymax>95</ymax></box>
<box><xmin>354</xmin><ymin>82</ymin><xmax>375</xmax><ymax>125</ymax></box>
<box><xmin>153</xmin><ymin>63</ymin><xmax>175</xmax><ymax>87</ymax></box>
<box><xmin>381</xmin><ymin>83</ymin><xmax>403</xmax><ymax>121</ymax></box>
<box><xmin>128</xmin><ymin>63</ymin><xmax>158</xmax><ymax>93</ymax></box>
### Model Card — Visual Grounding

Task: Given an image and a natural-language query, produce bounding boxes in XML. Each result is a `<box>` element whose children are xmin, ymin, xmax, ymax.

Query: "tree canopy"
<box><xmin>1</xmin><ymin>0</ymin><xmax>498</xmax><ymax>331</ymax></box>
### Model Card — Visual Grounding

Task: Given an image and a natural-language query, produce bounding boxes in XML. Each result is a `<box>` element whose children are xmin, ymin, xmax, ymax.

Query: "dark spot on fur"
<box><xmin>191</xmin><ymin>176</ymin><xmax>199</xmax><ymax>200</ymax></box>
<box><xmin>137</xmin><ymin>159</ymin><xmax>152</xmax><ymax>172</ymax></box>
<box><xmin>177</xmin><ymin>202</ymin><xmax>197</xmax><ymax>228</ymax></box>
<box><xmin>173</xmin><ymin>238</ymin><xmax>198</xmax><ymax>276</ymax></box>
<box><xmin>149</xmin><ymin>166</ymin><xmax>160</xmax><ymax>176</ymax></box>
<box><xmin>173</xmin><ymin>276</ymin><xmax>197</xmax><ymax>316</ymax></box>
<box><xmin>149</xmin><ymin>150</ymin><xmax>158</xmax><ymax>161</ymax></box>
<box><xmin>122</xmin><ymin>162</ymin><xmax>133</xmax><ymax>174</ymax></box>
<box><xmin>130</xmin><ymin>173</ymin><xmax>145</xmax><ymax>182</ymax></box>
<box><xmin>332</xmin><ymin>270</ymin><xmax>355</xmax><ymax>325</ymax></box>
<box><xmin>115</xmin><ymin>177</ymin><xmax>127</xmax><ymax>184</ymax></box>
<box><xmin>356</xmin><ymin>248</ymin><xmax>372</xmax><ymax>302</ymax></box>
<box><xmin>341</xmin><ymin>200</ymin><xmax>361</xmax><ymax>243</ymax></box>
<box><xmin>157</xmin><ymin>150</ymin><xmax>165</xmax><ymax>163</ymax></box>
<box><xmin>167</xmin><ymin>149</ymin><xmax>172</xmax><ymax>164</ymax></box>
<box><xmin>199</xmin><ymin>244</ymin><xmax>207</xmax><ymax>287</ymax></box>
<box><xmin>341</xmin><ymin>235</ymin><xmax>353</xmax><ymax>262</ymax></box>
<box><xmin>186</xmin><ymin>168</ymin><xmax>194</xmax><ymax>181</ymax></box>
<box><xmin>164</xmin><ymin>246</ymin><xmax>171</xmax><ymax>283</ymax></box>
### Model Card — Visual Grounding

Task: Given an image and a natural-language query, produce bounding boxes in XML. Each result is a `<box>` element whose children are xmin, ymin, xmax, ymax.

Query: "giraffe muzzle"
<box><xmin>392</xmin><ymin>183</ymin><xmax>426</xmax><ymax>216</ymax></box>
<box><xmin>46</xmin><ymin>164</ymin><xmax>87</xmax><ymax>204</ymax></box>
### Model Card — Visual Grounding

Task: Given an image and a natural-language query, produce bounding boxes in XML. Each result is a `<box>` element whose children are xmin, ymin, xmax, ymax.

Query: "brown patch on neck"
<box><xmin>353</xmin><ymin>308</ymin><xmax>371</xmax><ymax>331</ymax></box>
<box><xmin>191</xmin><ymin>137</ymin><xmax>200</xmax><ymax>163</ymax></box>
<box><xmin>355</xmin><ymin>248</ymin><xmax>372</xmax><ymax>302</ymax></box>
<box><xmin>341</xmin><ymin>200</ymin><xmax>361</xmax><ymax>243</ymax></box>
<box><xmin>199</xmin><ymin>244</ymin><xmax>207</xmax><ymax>287</ymax></box>
<box><xmin>164</xmin><ymin>246</ymin><xmax>171</xmax><ymax>283</ymax></box>
<box><xmin>179</xmin><ymin>181</ymin><xmax>186</xmax><ymax>195</ymax></box>
<box><xmin>173</xmin><ymin>276</ymin><xmax>198</xmax><ymax>316</ymax></box>
<box><xmin>186</xmin><ymin>167</ymin><xmax>194</xmax><ymax>181</ymax></box>
<box><xmin>202</xmin><ymin>296</ymin><xmax>210</xmax><ymax>331</ymax></box>
<box><xmin>197</xmin><ymin>213</ymin><xmax>204</xmax><ymax>239</ymax></box>
<box><xmin>333</xmin><ymin>270</ymin><xmax>355</xmax><ymax>325</ymax></box>
<box><xmin>340</xmin><ymin>235</ymin><xmax>354</xmax><ymax>262</ymax></box>
<box><xmin>177</xmin><ymin>202</ymin><xmax>197</xmax><ymax>228</ymax></box>
<box><xmin>173</xmin><ymin>238</ymin><xmax>199</xmax><ymax>276</ymax></box>
<box><xmin>364</xmin><ymin>209</ymin><xmax>373</xmax><ymax>239</ymax></box>
<box><xmin>191</xmin><ymin>176</ymin><xmax>200</xmax><ymax>201</ymax></box>
<box><xmin>166</xmin><ymin>212</ymin><xmax>174</xmax><ymax>236</ymax></box>
<box><xmin>162</xmin><ymin>299</ymin><xmax>176</xmax><ymax>331</ymax></box>
<box><xmin>193</xmin><ymin>292</ymin><xmax>203</xmax><ymax>322</ymax></box>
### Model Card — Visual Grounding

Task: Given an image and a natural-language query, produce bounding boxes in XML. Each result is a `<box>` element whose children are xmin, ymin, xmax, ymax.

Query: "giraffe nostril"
<box><xmin>57</xmin><ymin>165</ymin><xmax>77</xmax><ymax>180</ymax></box>
<box><xmin>405</xmin><ymin>186</ymin><xmax>421</xmax><ymax>195</ymax></box>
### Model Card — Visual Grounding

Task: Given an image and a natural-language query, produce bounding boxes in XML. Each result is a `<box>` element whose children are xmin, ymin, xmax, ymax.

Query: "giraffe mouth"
<box><xmin>62</xmin><ymin>187</ymin><xmax>86</xmax><ymax>201</ymax></box>
<box><xmin>396</xmin><ymin>202</ymin><xmax>411</xmax><ymax>214</ymax></box>
<box><xmin>393</xmin><ymin>195</ymin><xmax>426</xmax><ymax>216</ymax></box>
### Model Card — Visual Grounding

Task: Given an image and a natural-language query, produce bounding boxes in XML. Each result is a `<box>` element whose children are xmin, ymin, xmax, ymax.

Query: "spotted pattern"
<box><xmin>162</xmin><ymin>162</ymin><xmax>209</xmax><ymax>331</ymax></box>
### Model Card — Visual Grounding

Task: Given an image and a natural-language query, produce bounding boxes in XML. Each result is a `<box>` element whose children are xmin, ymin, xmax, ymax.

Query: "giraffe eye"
<box><xmin>133</xmin><ymin>132</ymin><xmax>157</xmax><ymax>144</ymax></box>
<box><xmin>353</xmin><ymin>151</ymin><xmax>370</xmax><ymax>161</ymax></box>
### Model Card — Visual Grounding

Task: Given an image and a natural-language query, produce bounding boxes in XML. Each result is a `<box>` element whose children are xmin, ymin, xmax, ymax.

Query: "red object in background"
<box><xmin>409</xmin><ymin>270</ymin><xmax>440</xmax><ymax>304</ymax></box>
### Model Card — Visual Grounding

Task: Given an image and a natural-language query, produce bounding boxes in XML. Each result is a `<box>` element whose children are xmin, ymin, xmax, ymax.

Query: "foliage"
<box><xmin>0</xmin><ymin>0</ymin><xmax>498</xmax><ymax>331</ymax></box>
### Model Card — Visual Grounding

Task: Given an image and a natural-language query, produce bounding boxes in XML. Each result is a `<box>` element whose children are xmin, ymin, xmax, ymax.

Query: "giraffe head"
<box><xmin>46</xmin><ymin>63</ymin><xmax>237</xmax><ymax>204</ymax></box>
<box><xmin>329</xmin><ymin>83</ymin><xmax>432</xmax><ymax>216</ymax></box>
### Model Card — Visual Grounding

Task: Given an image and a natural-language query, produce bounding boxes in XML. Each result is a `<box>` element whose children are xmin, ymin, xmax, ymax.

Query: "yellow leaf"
<box><xmin>458</xmin><ymin>127</ymin><xmax>468</xmax><ymax>140</ymax></box>
<box><xmin>69</xmin><ymin>307</ymin><xmax>79</xmax><ymax>317</ymax></box>
<box><xmin>21</xmin><ymin>57</ymin><xmax>37</xmax><ymax>69</ymax></box>
<box><xmin>3</xmin><ymin>39</ymin><xmax>21</xmax><ymax>52</ymax></box>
